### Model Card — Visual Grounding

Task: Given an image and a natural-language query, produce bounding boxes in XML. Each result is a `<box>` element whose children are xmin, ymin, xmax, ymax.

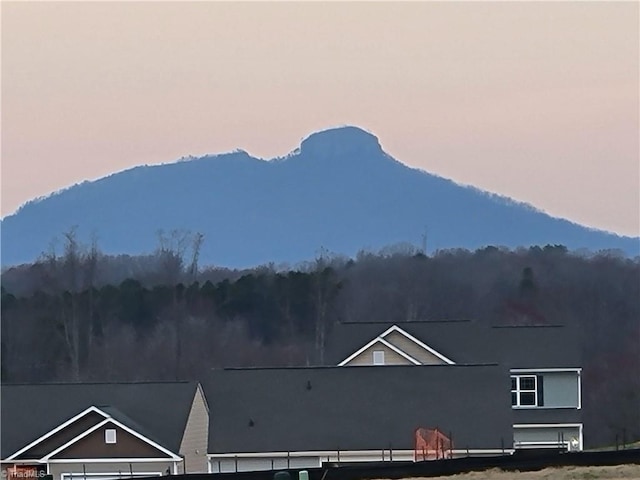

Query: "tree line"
<box><xmin>1</xmin><ymin>230</ymin><xmax>638</xmax><ymax>447</ymax></box>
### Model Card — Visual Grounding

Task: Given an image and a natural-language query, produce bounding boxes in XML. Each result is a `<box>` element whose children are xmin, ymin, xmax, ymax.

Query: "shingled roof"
<box><xmin>325</xmin><ymin>321</ymin><xmax>581</xmax><ymax>369</ymax></box>
<box><xmin>202</xmin><ymin>365</ymin><xmax>513</xmax><ymax>454</ymax></box>
<box><xmin>0</xmin><ymin>382</ymin><xmax>198</xmax><ymax>459</ymax></box>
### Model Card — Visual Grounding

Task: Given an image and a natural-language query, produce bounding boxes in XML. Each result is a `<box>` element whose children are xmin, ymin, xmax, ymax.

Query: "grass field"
<box><xmin>393</xmin><ymin>464</ymin><xmax>640</xmax><ymax>479</ymax></box>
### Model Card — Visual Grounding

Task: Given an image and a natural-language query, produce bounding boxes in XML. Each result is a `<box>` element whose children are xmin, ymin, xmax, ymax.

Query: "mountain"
<box><xmin>1</xmin><ymin>126</ymin><xmax>638</xmax><ymax>267</ymax></box>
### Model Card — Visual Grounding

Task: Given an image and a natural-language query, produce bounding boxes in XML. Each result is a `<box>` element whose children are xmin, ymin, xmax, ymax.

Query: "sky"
<box><xmin>2</xmin><ymin>1</ymin><xmax>639</xmax><ymax>237</ymax></box>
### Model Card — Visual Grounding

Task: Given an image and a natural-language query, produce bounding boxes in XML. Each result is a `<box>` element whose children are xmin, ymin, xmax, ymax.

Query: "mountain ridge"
<box><xmin>2</xmin><ymin>126</ymin><xmax>638</xmax><ymax>267</ymax></box>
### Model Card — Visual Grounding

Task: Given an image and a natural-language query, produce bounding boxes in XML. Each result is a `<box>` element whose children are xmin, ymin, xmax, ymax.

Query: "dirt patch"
<box><xmin>382</xmin><ymin>464</ymin><xmax>640</xmax><ymax>479</ymax></box>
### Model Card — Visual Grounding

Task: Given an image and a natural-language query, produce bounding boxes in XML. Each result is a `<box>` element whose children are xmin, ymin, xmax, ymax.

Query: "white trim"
<box><xmin>93</xmin><ymin>417</ymin><xmax>181</xmax><ymax>461</ymax></box>
<box><xmin>104</xmin><ymin>429</ymin><xmax>117</xmax><ymax>444</ymax></box>
<box><xmin>577</xmin><ymin>370</ymin><xmax>582</xmax><ymax>410</ymax></box>
<box><xmin>377</xmin><ymin>338</ymin><xmax>421</xmax><ymax>365</ymax></box>
<box><xmin>513</xmin><ymin>423</ymin><xmax>583</xmax><ymax>428</ymax></box>
<box><xmin>511</xmin><ymin>374</ymin><xmax>538</xmax><ymax>407</ymax></box>
<box><xmin>39</xmin><ymin>413</ymin><xmax>181</xmax><ymax>462</ymax></box>
<box><xmin>41</xmin><ymin>419</ymin><xmax>113</xmax><ymax>460</ymax></box>
<box><xmin>384</xmin><ymin>325</ymin><xmax>456</xmax><ymax>364</ymax></box>
<box><xmin>4</xmin><ymin>407</ymin><xmax>108</xmax><ymax>461</ymax></box>
<box><xmin>372</xmin><ymin>349</ymin><xmax>385</xmax><ymax>365</ymax></box>
<box><xmin>48</xmin><ymin>459</ymin><xmax>179</xmax><ymax>464</ymax></box>
<box><xmin>206</xmin><ymin>449</ymin><xmax>512</xmax><ymax>459</ymax></box>
<box><xmin>60</xmin><ymin>472</ymin><xmax>162</xmax><ymax>480</ymax></box>
<box><xmin>338</xmin><ymin>337</ymin><xmax>420</xmax><ymax>366</ymax></box>
<box><xmin>515</xmin><ymin>441</ymin><xmax>570</xmax><ymax>445</ymax></box>
<box><xmin>338</xmin><ymin>337</ymin><xmax>389</xmax><ymax>366</ymax></box>
<box><xmin>510</xmin><ymin>368</ymin><xmax>582</xmax><ymax>373</ymax></box>
<box><xmin>513</xmin><ymin>423</ymin><xmax>583</xmax><ymax>452</ymax></box>
<box><xmin>337</xmin><ymin>324</ymin><xmax>455</xmax><ymax>366</ymax></box>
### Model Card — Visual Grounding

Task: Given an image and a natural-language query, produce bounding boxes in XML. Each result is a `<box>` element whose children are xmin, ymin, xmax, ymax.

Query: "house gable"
<box><xmin>6</xmin><ymin>407</ymin><xmax>111</xmax><ymax>461</ymax></box>
<box><xmin>5</xmin><ymin>405</ymin><xmax>181</xmax><ymax>464</ymax></box>
<box><xmin>47</xmin><ymin>422</ymin><xmax>172</xmax><ymax>459</ymax></box>
<box><xmin>343</xmin><ymin>340</ymin><xmax>417</xmax><ymax>366</ymax></box>
<box><xmin>338</xmin><ymin>325</ymin><xmax>455</xmax><ymax>366</ymax></box>
<box><xmin>383</xmin><ymin>330</ymin><xmax>449</xmax><ymax>365</ymax></box>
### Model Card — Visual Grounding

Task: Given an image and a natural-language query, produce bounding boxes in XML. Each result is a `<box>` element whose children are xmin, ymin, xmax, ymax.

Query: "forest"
<box><xmin>1</xmin><ymin>230</ymin><xmax>639</xmax><ymax>448</ymax></box>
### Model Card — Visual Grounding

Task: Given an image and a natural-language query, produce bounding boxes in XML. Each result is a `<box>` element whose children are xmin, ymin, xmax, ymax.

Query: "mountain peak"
<box><xmin>300</xmin><ymin>125</ymin><xmax>382</xmax><ymax>158</ymax></box>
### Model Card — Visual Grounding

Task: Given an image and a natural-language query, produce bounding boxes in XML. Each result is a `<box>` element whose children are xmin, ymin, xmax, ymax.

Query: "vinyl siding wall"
<box><xmin>383</xmin><ymin>332</ymin><xmax>448</xmax><ymax>365</ymax></box>
<box><xmin>344</xmin><ymin>344</ymin><xmax>411</xmax><ymax>366</ymax></box>
<box><xmin>179</xmin><ymin>386</ymin><xmax>209</xmax><ymax>473</ymax></box>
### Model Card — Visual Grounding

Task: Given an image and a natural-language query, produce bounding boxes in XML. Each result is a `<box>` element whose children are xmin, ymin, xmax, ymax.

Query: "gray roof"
<box><xmin>0</xmin><ymin>382</ymin><xmax>198</xmax><ymax>459</ymax></box>
<box><xmin>325</xmin><ymin>321</ymin><xmax>492</xmax><ymax>366</ymax></box>
<box><xmin>202</xmin><ymin>365</ymin><xmax>513</xmax><ymax>454</ymax></box>
<box><xmin>325</xmin><ymin>321</ymin><xmax>581</xmax><ymax>369</ymax></box>
<box><xmin>487</xmin><ymin>325</ymin><xmax>582</xmax><ymax>369</ymax></box>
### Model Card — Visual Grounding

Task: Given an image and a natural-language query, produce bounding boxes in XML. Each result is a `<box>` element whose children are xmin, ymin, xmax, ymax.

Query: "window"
<box><xmin>105</xmin><ymin>428</ymin><xmax>117</xmax><ymax>444</ymax></box>
<box><xmin>373</xmin><ymin>350</ymin><xmax>385</xmax><ymax>365</ymax></box>
<box><xmin>511</xmin><ymin>375</ymin><xmax>538</xmax><ymax>407</ymax></box>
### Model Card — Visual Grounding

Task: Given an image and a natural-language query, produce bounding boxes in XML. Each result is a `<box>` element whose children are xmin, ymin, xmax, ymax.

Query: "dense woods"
<box><xmin>1</xmin><ymin>230</ymin><xmax>639</xmax><ymax>448</ymax></box>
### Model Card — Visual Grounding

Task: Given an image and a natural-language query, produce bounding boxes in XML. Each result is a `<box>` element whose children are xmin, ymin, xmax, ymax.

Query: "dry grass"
<box><xmin>384</xmin><ymin>464</ymin><xmax>640</xmax><ymax>480</ymax></box>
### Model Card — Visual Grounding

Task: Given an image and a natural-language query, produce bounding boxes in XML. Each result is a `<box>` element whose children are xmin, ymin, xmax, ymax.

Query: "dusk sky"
<box><xmin>2</xmin><ymin>1</ymin><xmax>638</xmax><ymax>237</ymax></box>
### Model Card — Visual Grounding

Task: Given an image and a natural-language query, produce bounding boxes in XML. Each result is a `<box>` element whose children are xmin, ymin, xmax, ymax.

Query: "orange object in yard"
<box><xmin>414</xmin><ymin>427</ymin><xmax>454</xmax><ymax>461</ymax></box>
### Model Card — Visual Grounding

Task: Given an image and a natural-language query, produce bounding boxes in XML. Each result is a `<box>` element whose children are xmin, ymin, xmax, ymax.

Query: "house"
<box><xmin>201</xmin><ymin>365</ymin><xmax>513</xmax><ymax>473</ymax></box>
<box><xmin>326</xmin><ymin>320</ymin><xmax>583</xmax><ymax>451</ymax></box>
<box><xmin>1</xmin><ymin>321</ymin><xmax>582</xmax><ymax>477</ymax></box>
<box><xmin>0</xmin><ymin>382</ymin><xmax>209</xmax><ymax>480</ymax></box>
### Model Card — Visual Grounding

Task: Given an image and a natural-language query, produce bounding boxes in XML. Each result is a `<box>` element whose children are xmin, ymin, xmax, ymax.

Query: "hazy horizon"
<box><xmin>2</xmin><ymin>1</ymin><xmax>638</xmax><ymax>236</ymax></box>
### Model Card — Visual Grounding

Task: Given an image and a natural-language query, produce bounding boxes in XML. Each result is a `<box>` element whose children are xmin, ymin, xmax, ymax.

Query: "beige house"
<box><xmin>328</xmin><ymin>321</ymin><xmax>584</xmax><ymax>452</ymax></box>
<box><xmin>1</xmin><ymin>383</ymin><xmax>209</xmax><ymax>480</ymax></box>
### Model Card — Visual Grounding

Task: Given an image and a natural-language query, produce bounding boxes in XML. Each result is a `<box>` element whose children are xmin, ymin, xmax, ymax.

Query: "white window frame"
<box><xmin>104</xmin><ymin>429</ymin><xmax>117</xmax><ymax>444</ymax></box>
<box><xmin>511</xmin><ymin>375</ymin><xmax>538</xmax><ymax>407</ymax></box>
<box><xmin>372</xmin><ymin>350</ymin><xmax>385</xmax><ymax>365</ymax></box>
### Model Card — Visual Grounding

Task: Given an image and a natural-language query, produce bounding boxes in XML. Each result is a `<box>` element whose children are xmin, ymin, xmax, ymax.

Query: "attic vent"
<box><xmin>373</xmin><ymin>350</ymin><xmax>385</xmax><ymax>365</ymax></box>
<box><xmin>248</xmin><ymin>419</ymin><xmax>255</xmax><ymax>427</ymax></box>
<box><xmin>105</xmin><ymin>429</ymin><xmax>117</xmax><ymax>444</ymax></box>
<box><xmin>306</xmin><ymin>380</ymin><xmax>312</xmax><ymax>391</ymax></box>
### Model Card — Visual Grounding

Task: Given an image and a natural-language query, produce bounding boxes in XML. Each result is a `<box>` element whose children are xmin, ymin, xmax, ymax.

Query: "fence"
<box><xmin>134</xmin><ymin>448</ymin><xmax>640</xmax><ymax>480</ymax></box>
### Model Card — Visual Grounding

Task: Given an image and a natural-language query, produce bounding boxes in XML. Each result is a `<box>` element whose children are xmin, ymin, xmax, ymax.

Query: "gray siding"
<box><xmin>179</xmin><ymin>385</ymin><xmax>209</xmax><ymax>473</ymax></box>
<box><xmin>513</xmin><ymin>408</ymin><xmax>582</xmax><ymax>424</ymax></box>
<box><xmin>542</xmin><ymin>372</ymin><xmax>579</xmax><ymax>408</ymax></box>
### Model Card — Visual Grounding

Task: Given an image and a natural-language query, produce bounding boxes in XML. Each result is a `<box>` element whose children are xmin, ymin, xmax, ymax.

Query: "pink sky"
<box><xmin>2</xmin><ymin>1</ymin><xmax>638</xmax><ymax>236</ymax></box>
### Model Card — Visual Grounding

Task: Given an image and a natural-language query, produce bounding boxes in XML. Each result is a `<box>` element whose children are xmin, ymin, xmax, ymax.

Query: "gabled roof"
<box><xmin>326</xmin><ymin>321</ymin><xmax>581</xmax><ymax>369</ymax></box>
<box><xmin>337</xmin><ymin>324</ymin><xmax>454</xmax><ymax>365</ymax></box>
<box><xmin>0</xmin><ymin>382</ymin><xmax>198</xmax><ymax>459</ymax></box>
<box><xmin>326</xmin><ymin>320</ymin><xmax>488</xmax><ymax>366</ymax></box>
<box><xmin>202</xmin><ymin>365</ymin><xmax>513</xmax><ymax>454</ymax></box>
<box><xmin>38</xmin><ymin>408</ymin><xmax>181</xmax><ymax>461</ymax></box>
